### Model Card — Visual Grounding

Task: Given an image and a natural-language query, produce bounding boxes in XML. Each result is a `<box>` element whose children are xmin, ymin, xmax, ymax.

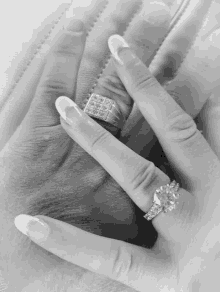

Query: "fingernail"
<box><xmin>55</xmin><ymin>96</ymin><xmax>83</xmax><ymax>125</ymax></box>
<box><xmin>64</xmin><ymin>18</ymin><xmax>84</xmax><ymax>32</ymax></box>
<box><xmin>14</xmin><ymin>214</ymin><xmax>50</xmax><ymax>243</ymax></box>
<box><xmin>108</xmin><ymin>35</ymin><xmax>136</xmax><ymax>65</ymax></box>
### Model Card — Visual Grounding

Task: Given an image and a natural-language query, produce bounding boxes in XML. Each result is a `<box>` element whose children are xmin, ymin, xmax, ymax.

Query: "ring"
<box><xmin>82</xmin><ymin>93</ymin><xmax>122</xmax><ymax>128</ymax></box>
<box><xmin>144</xmin><ymin>180</ymin><xmax>180</xmax><ymax>221</ymax></box>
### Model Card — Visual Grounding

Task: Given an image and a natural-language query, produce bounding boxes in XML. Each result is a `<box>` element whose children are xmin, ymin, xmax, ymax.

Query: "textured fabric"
<box><xmin>1</xmin><ymin>0</ymin><xmax>219</xmax><ymax>153</ymax></box>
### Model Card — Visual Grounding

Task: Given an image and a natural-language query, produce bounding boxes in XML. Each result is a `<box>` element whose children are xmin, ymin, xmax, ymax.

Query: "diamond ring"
<box><xmin>82</xmin><ymin>93</ymin><xmax>122</xmax><ymax>128</ymax></box>
<box><xmin>144</xmin><ymin>180</ymin><xmax>180</xmax><ymax>221</ymax></box>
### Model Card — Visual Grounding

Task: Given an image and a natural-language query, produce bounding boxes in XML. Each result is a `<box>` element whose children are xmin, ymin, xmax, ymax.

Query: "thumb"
<box><xmin>25</xmin><ymin>18</ymin><xmax>86</xmax><ymax>128</ymax></box>
<box><xmin>14</xmin><ymin>214</ymin><xmax>169</xmax><ymax>291</ymax></box>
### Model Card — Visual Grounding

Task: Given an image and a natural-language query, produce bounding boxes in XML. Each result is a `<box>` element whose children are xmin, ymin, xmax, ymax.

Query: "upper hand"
<box><xmin>0</xmin><ymin>19</ymin><xmax>149</xmax><ymax>246</ymax></box>
<box><xmin>14</xmin><ymin>35</ymin><xmax>220</xmax><ymax>291</ymax></box>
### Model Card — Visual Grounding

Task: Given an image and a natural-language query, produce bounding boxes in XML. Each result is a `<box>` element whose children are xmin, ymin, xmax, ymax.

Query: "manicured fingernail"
<box><xmin>108</xmin><ymin>34</ymin><xmax>136</xmax><ymax>65</ymax></box>
<box><xmin>64</xmin><ymin>17</ymin><xmax>84</xmax><ymax>32</ymax></box>
<box><xmin>55</xmin><ymin>96</ymin><xmax>83</xmax><ymax>125</ymax></box>
<box><xmin>14</xmin><ymin>214</ymin><xmax>50</xmax><ymax>243</ymax></box>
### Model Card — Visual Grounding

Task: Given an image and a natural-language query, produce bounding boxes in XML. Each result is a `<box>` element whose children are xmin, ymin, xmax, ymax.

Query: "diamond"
<box><xmin>87</xmin><ymin>108</ymin><xmax>93</xmax><ymax>114</ymax></box>
<box><xmin>98</xmin><ymin>97</ymin><xmax>104</xmax><ymax>102</ymax></box>
<box><xmin>99</xmin><ymin>111</ymin><xmax>108</xmax><ymax>118</ymax></box>
<box><xmin>144</xmin><ymin>181</ymin><xmax>180</xmax><ymax>220</ymax></box>
<box><xmin>154</xmin><ymin>185</ymin><xmax>178</xmax><ymax>213</ymax></box>
<box><xmin>90</xmin><ymin>96</ymin><xmax>96</xmax><ymax>102</ymax></box>
<box><xmin>95</xmin><ymin>103</ymin><xmax>101</xmax><ymax>109</ymax></box>
<box><xmin>101</xmin><ymin>105</ymin><xmax>108</xmax><ymax>111</ymax></box>
<box><xmin>89</xmin><ymin>101</ymin><xmax>95</xmax><ymax>106</ymax></box>
<box><xmin>104</xmin><ymin>98</ymin><xmax>112</xmax><ymax>105</ymax></box>
<box><xmin>93</xmin><ymin>109</ymin><xmax>99</xmax><ymax>115</ymax></box>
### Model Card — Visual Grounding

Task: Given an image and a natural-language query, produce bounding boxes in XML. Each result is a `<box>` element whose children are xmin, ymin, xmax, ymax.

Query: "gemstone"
<box><xmin>91</xmin><ymin>95</ymin><xmax>97</xmax><ymax>101</ymax></box>
<box><xmin>153</xmin><ymin>186</ymin><xmax>178</xmax><ymax>213</ymax></box>
<box><xmin>101</xmin><ymin>105</ymin><xmax>108</xmax><ymax>111</ymax></box>
<box><xmin>104</xmin><ymin>99</ymin><xmax>112</xmax><ymax>105</ymax></box>
<box><xmin>99</xmin><ymin>111</ymin><xmax>106</xmax><ymax>118</ymax></box>
<box><xmin>95</xmin><ymin>103</ymin><xmax>101</xmax><ymax>109</ymax></box>
<box><xmin>93</xmin><ymin>109</ymin><xmax>99</xmax><ymax>115</ymax></box>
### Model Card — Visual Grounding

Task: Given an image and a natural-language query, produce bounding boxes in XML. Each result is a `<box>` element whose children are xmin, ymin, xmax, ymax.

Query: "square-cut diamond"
<box><xmin>93</xmin><ymin>109</ymin><xmax>99</xmax><ymax>115</ymax></box>
<box><xmin>87</xmin><ymin>108</ymin><xmax>93</xmax><ymax>114</ymax></box>
<box><xmin>94</xmin><ymin>102</ymin><xmax>101</xmax><ymax>109</ymax></box>
<box><xmin>104</xmin><ymin>98</ymin><xmax>113</xmax><ymax>105</ymax></box>
<box><xmin>99</xmin><ymin>111</ymin><xmax>108</xmax><ymax>119</ymax></box>
<box><xmin>89</xmin><ymin>101</ymin><xmax>95</xmax><ymax>106</ymax></box>
<box><xmin>91</xmin><ymin>94</ymin><xmax>99</xmax><ymax>101</ymax></box>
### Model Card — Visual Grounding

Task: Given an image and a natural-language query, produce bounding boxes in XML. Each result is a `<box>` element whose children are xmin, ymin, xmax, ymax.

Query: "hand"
<box><xmin>0</xmin><ymin>17</ymin><xmax>167</xmax><ymax>292</ymax></box>
<box><xmin>0</xmin><ymin>19</ymin><xmax>142</xmax><ymax>292</ymax></box>
<box><xmin>14</xmin><ymin>35</ymin><xmax>220</xmax><ymax>291</ymax></box>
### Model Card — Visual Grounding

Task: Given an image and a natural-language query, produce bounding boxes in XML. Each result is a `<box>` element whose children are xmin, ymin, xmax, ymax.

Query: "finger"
<box><xmin>108</xmin><ymin>35</ymin><xmax>220</xmax><ymax>193</ymax></box>
<box><xmin>24</xmin><ymin>19</ymin><xmax>86</xmax><ymax>128</ymax></box>
<box><xmin>84</xmin><ymin>1</ymin><xmax>171</xmax><ymax>136</ymax></box>
<box><xmin>56</xmin><ymin>96</ymin><xmax>170</xmax><ymax>214</ymax></box>
<box><xmin>55</xmin><ymin>96</ymin><xmax>195</xmax><ymax>244</ymax></box>
<box><xmin>14</xmin><ymin>214</ymin><xmax>171</xmax><ymax>292</ymax></box>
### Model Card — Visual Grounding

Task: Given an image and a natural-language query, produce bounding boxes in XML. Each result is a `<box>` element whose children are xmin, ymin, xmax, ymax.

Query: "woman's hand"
<box><xmin>14</xmin><ymin>35</ymin><xmax>220</xmax><ymax>291</ymax></box>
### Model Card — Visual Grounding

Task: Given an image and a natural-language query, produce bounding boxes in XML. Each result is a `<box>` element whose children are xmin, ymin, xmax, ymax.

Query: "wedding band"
<box><xmin>144</xmin><ymin>180</ymin><xmax>180</xmax><ymax>221</ymax></box>
<box><xmin>82</xmin><ymin>93</ymin><xmax>122</xmax><ymax>128</ymax></box>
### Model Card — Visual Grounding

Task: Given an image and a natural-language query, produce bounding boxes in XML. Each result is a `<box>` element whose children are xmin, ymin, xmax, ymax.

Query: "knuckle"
<box><xmin>39</xmin><ymin>78</ymin><xmax>67</xmax><ymax>96</ymax></box>
<box><xmin>90</xmin><ymin>129</ymin><xmax>111</xmax><ymax>151</ymax></box>
<box><xmin>55</xmin><ymin>47</ymin><xmax>78</xmax><ymax>58</ymax></box>
<box><xmin>133</xmin><ymin>74</ymin><xmax>158</xmax><ymax>94</ymax></box>
<box><xmin>166</xmin><ymin>110</ymin><xmax>200</xmax><ymax>146</ymax></box>
<box><xmin>98</xmin><ymin>74</ymin><xmax>128</xmax><ymax>97</ymax></box>
<box><xmin>111</xmin><ymin>246</ymin><xmax>133</xmax><ymax>280</ymax></box>
<box><xmin>54</xmin><ymin>34</ymin><xmax>81</xmax><ymax>57</ymax></box>
<box><xmin>130</xmin><ymin>161</ymin><xmax>157</xmax><ymax>194</ymax></box>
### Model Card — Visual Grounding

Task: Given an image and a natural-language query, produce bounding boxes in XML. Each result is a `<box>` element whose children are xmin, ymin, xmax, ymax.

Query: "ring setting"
<box><xmin>144</xmin><ymin>180</ymin><xmax>180</xmax><ymax>221</ymax></box>
<box><xmin>82</xmin><ymin>93</ymin><xmax>121</xmax><ymax>127</ymax></box>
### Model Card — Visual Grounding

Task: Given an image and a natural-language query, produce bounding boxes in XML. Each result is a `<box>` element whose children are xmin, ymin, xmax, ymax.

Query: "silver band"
<box><xmin>82</xmin><ymin>93</ymin><xmax>121</xmax><ymax>127</ymax></box>
<box><xmin>144</xmin><ymin>180</ymin><xmax>180</xmax><ymax>221</ymax></box>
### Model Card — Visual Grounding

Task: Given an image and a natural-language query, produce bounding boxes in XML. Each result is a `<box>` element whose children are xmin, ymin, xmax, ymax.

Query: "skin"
<box><xmin>0</xmin><ymin>20</ymin><xmax>156</xmax><ymax>292</ymax></box>
<box><xmin>1</xmin><ymin>19</ymin><xmax>220</xmax><ymax>291</ymax></box>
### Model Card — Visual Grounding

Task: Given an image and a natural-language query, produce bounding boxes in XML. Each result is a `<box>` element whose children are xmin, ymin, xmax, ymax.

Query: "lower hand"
<box><xmin>14</xmin><ymin>34</ymin><xmax>220</xmax><ymax>291</ymax></box>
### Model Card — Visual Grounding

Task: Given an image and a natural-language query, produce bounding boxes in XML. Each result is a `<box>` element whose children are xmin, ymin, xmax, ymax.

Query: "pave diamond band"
<box><xmin>82</xmin><ymin>93</ymin><xmax>121</xmax><ymax>127</ymax></box>
<box><xmin>144</xmin><ymin>180</ymin><xmax>180</xmax><ymax>221</ymax></box>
